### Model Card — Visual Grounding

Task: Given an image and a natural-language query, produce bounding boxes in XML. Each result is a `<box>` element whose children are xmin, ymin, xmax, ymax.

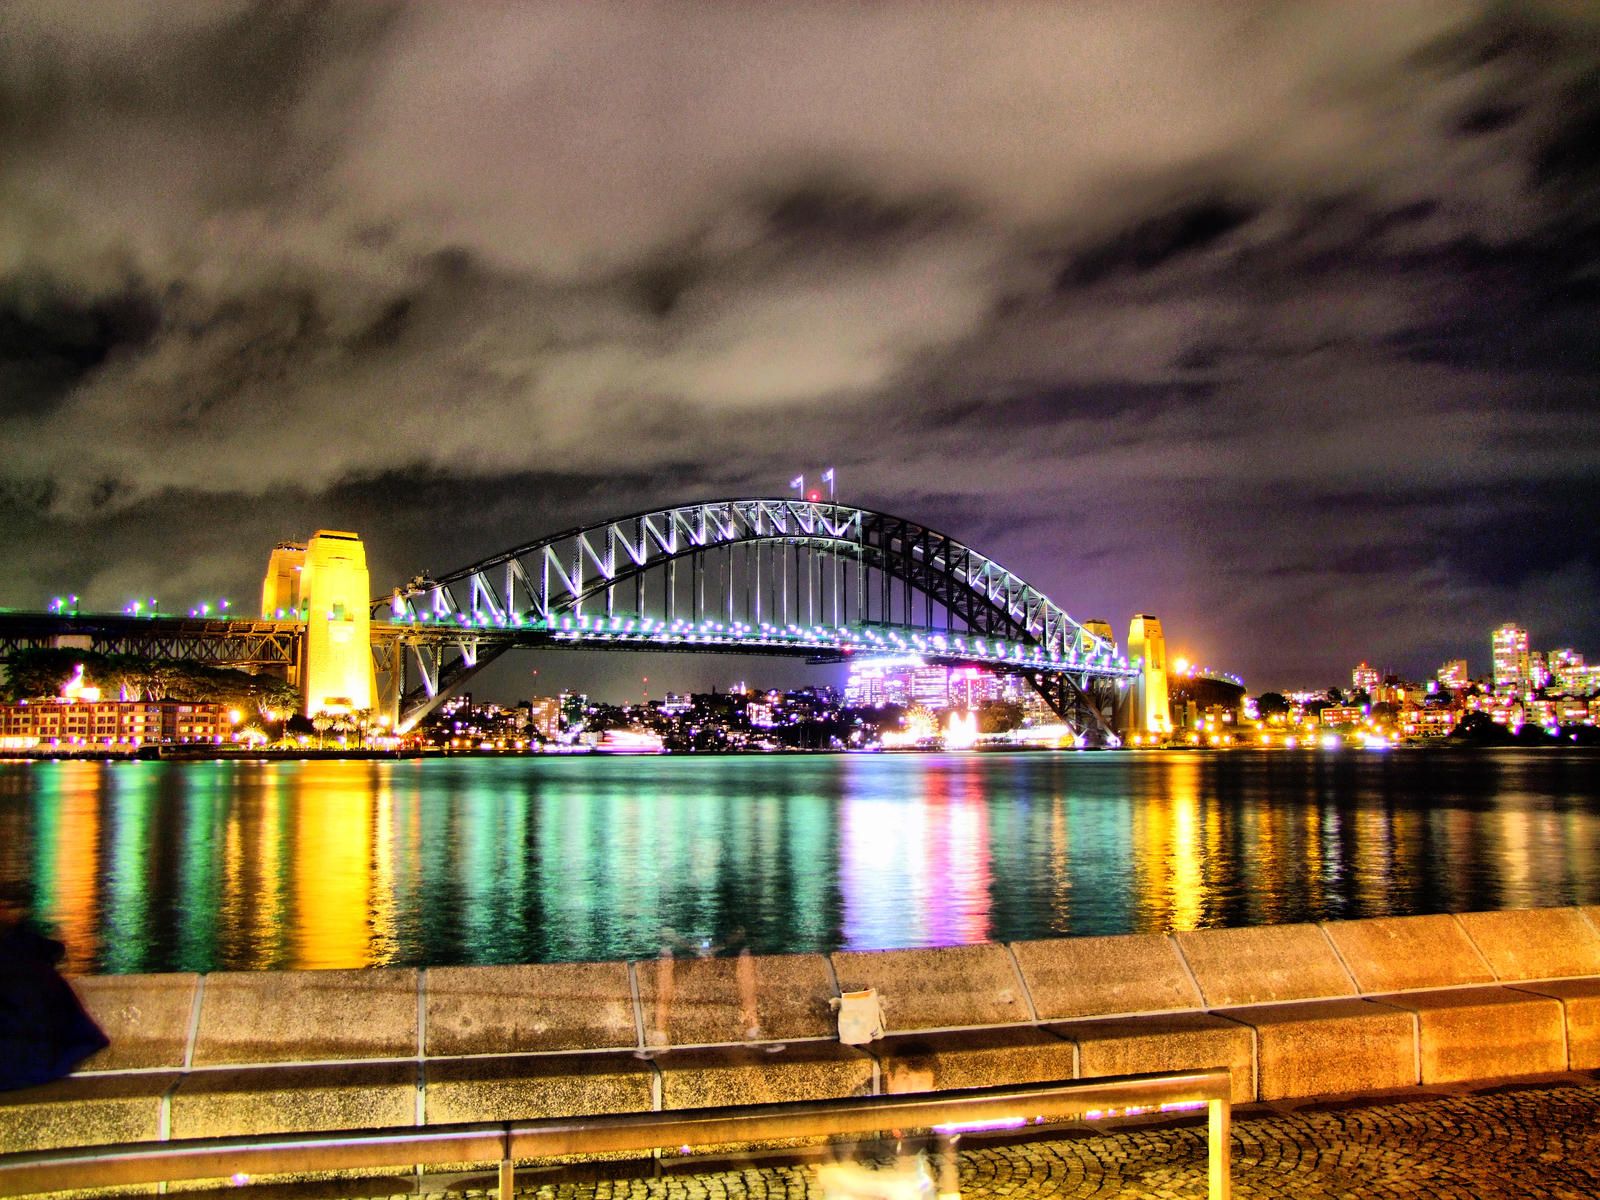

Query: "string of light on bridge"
<box><xmin>378</xmin><ymin>609</ymin><xmax>1138</xmax><ymax>677</ymax></box>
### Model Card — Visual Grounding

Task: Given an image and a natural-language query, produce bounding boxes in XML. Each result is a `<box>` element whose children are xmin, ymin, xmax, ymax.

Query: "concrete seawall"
<box><xmin>6</xmin><ymin>906</ymin><xmax>1600</xmax><ymax>1157</ymax></box>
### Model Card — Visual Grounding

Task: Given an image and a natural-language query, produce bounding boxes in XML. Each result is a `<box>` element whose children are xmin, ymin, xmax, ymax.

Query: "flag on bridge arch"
<box><xmin>789</xmin><ymin>475</ymin><xmax>804</xmax><ymax>491</ymax></box>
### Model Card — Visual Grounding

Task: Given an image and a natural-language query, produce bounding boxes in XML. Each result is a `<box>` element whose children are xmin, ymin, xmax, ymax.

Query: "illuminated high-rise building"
<box><xmin>1492</xmin><ymin>623</ymin><xmax>1530</xmax><ymax>693</ymax></box>
<box><xmin>910</xmin><ymin>667</ymin><xmax>951</xmax><ymax>708</ymax></box>
<box><xmin>1529</xmin><ymin>651</ymin><xmax>1550</xmax><ymax>691</ymax></box>
<box><xmin>526</xmin><ymin>697</ymin><xmax>561</xmax><ymax>740</ymax></box>
<box><xmin>1126</xmin><ymin>614</ymin><xmax>1172</xmax><ymax>738</ymax></box>
<box><xmin>1351</xmin><ymin>662</ymin><xmax>1380</xmax><ymax>694</ymax></box>
<box><xmin>1437</xmin><ymin>660</ymin><xmax>1469</xmax><ymax>691</ymax></box>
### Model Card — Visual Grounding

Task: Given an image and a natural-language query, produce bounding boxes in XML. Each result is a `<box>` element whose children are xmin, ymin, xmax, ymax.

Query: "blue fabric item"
<box><xmin>0</xmin><ymin>924</ymin><xmax>109</xmax><ymax>1091</ymax></box>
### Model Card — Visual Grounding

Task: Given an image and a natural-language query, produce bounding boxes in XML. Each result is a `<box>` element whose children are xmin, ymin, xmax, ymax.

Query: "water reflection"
<box><xmin>2</xmin><ymin>750</ymin><xmax>1599</xmax><ymax>974</ymax></box>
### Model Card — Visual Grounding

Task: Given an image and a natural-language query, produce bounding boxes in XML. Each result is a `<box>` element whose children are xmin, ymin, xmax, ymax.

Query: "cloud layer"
<box><xmin>3</xmin><ymin>0</ymin><xmax>1599</xmax><ymax>689</ymax></box>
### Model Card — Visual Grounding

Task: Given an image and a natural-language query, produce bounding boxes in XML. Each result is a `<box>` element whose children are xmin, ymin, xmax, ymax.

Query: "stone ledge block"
<box><xmin>635</xmin><ymin>953</ymin><xmax>836</xmax><ymax>1048</ymax></box>
<box><xmin>1456</xmin><ymin>909</ymin><xmax>1600</xmax><ymax>981</ymax></box>
<box><xmin>1175</xmin><ymin>924</ymin><xmax>1355</xmax><ymax>1007</ymax></box>
<box><xmin>657</xmin><ymin>1042</ymin><xmax>874</xmax><ymax>1110</ymax></box>
<box><xmin>72</xmin><ymin>972</ymin><xmax>198</xmax><ymax>1072</ymax></box>
<box><xmin>191</xmin><ymin>968</ymin><xmax>417</xmax><ymax>1066</ymax></box>
<box><xmin>1221</xmin><ymin>998</ymin><xmax>1416</xmax><ymax>1100</ymax></box>
<box><xmin>870</xmin><ymin>1026</ymin><xmax>1076</xmax><ymax>1094</ymax></box>
<box><xmin>1047</xmin><ymin>1013</ymin><xmax>1253</xmax><ymax>1104</ymax></box>
<box><xmin>1512</xmin><ymin>979</ymin><xmax>1600</xmax><ymax>1069</ymax></box>
<box><xmin>0</xmin><ymin>1072</ymin><xmax>177</xmax><ymax>1153</ymax></box>
<box><xmin>830</xmin><ymin>945</ymin><xmax>1027</xmax><ymax>1031</ymax></box>
<box><xmin>1011</xmin><ymin>934</ymin><xmax>1201</xmax><ymax>1019</ymax></box>
<box><xmin>426</xmin><ymin>962</ymin><xmax>636</xmax><ymax>1056</ymax></box>
<box><xmin>1321</xmin><ymin>915</ymin><xmax>1492</xmax><ymax>993</ymax></box>
<box><xmin>425</xmin><ymin>1051</ymin><xmax>653</xmax><ymax>1123</ymax></box>
<box><xmin>1373</xmin><ymin>985</ymin><xmax>1567</xmax><ymax>1084</ymax></box>
<box><xmin>169</xmin><ymin>1062</ymin><xmax>416</xmax><ymax>1138</ymax></box>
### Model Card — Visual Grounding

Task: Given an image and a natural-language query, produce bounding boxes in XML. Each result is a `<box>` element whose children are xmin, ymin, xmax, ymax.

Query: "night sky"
<box><xmin>3</xmin><ymin>2</ymin><xmax>1599</xmax><ymax>699</ymax></box>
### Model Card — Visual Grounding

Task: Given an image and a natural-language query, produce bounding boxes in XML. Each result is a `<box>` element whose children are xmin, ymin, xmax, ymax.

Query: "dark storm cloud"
<box><xmin>2</xmin><ymin>0</ymin><xmax>1599</xmax><ymax>691</ymax></box>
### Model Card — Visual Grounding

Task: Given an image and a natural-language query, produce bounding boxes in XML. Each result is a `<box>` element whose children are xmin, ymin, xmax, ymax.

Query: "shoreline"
<box><xmin>1</xmin><ymin>740</ymin><xmax>1593</xmax><ymax>763</ymax></box>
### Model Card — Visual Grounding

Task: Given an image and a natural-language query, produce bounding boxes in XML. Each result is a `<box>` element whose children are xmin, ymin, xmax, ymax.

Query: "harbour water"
<box><xmin>3</xmin><ymin>748</ymin><xmax>1599</xmax><ymax>975</ymax></box>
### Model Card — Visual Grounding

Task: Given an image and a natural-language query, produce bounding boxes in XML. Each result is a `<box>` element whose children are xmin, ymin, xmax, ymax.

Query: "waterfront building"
<box><xmin>1438</xmin><ymin>660</ymin><xmax>1470</xmax><ymax>691</ymax></box>
<box><xmin>1399</xmin><ymin>706</ymin><xmax>1458</xmax><ymax>738</ymax></box>
<box><xmin>1492</xmin><ymin>623</ymin><xmax>1531</xmax><ymax>692</ymax></box>
<box><xmin>0</xmin><ymin>676</ymin><xmax>235</xmax><ymax>751</ymax></box>
<box><xmin>1319</xmin><ymin>705</ymin><xmax>1366</xmax><ymax>727</ymax></box>
<box><xmin>1525</xmin><ymin>698</ymin><xmax>1558</xmax><ymax>729</ymax></box>
<box><xmin>1352</xmin><ymin>662</ymin><xmax>1380</xmax><ymax>694</ymax></box>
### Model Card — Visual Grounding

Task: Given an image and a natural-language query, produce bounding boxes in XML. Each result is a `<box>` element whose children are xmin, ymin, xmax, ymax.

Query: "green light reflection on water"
<box><xmin>27</xmin><ymin>762</ymin><xmax>65</xmax><ymax>922</ymax></box>
<box><xmin>175</xmin><ymin>763</ymin><xmax>223</xmax><ymax>972</ymax></box>
<box><xmin>104</xmin><ymin>763</ymin><xmax>154</xmax><ymax>974</ymax></box>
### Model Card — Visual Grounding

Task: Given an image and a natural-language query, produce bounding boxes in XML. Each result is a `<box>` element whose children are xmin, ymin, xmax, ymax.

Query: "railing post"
<box><xmin>499</xmin><ymin>1154</ymin><xmax>515</xmax><ymax>1199</ymax></box>
<box><xmin>1207</xmin><ymin>1096</ymin><xmax>1230</xmax><ymax>1200</ymax></box>
<box><xmin>936</xmin><ymin>1130</ymin><xmax>960</xmax><ymax>1200</ymax></box>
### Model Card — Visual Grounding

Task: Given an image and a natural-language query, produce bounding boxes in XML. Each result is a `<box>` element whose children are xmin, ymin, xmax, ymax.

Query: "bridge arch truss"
<box><xmin>377</xmin><ymin>499</ymin><xmax>1133</xmax><ymax>739</ymax></box>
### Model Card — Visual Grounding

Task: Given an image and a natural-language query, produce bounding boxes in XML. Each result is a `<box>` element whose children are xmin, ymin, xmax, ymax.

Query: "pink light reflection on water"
<box><xmin>838</xmin><ymin>755</ymin><xmax>993</xmax><ymax>950</ymax></box>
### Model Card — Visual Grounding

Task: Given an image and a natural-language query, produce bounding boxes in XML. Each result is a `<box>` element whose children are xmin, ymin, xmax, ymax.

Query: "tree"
<box><xmin>1255</xmin><ymin>692</ymin><xmax>1291</xmax><ymax>719</ymax></box>
<box><xmin>976</xmin><ymin>699</ymin><xmax>1024</xmax><ymax>734</ymax></box>
<box><xmin>1513</xmin><ymin>722</ymin><xmax>1556</xmax><ymax>747</ymax></box>
<box><xmin>0</xmin><ymin>647</ymin><xmax>120</xmax><ymax>701</ymax></box>
<box><xmin>1449</xmin><ymin>711</ymin><xmax>1512</xmax><ymax>745</ymax></box>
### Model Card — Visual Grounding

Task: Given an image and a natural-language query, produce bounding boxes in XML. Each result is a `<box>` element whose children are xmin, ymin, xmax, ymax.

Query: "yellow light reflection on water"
<box><xmin>289</xmin><ymin>764</ymin><xmax>390</xmax><ymax>968</ymax></box>
<box><xmin>1164</xmin><ymin>756</ymin><xmax>1202</xmax><ymax>931</ymax></box>
<box><xmin>45</xmin><ymin>763</ymin><xmax>104</xmax><ymax>973</ymax></box>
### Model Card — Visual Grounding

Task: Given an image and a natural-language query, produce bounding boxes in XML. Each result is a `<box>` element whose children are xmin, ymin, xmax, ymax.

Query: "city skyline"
<box><xmin>3</xmin><ymin>3</ymin><xmax>1599</xmax><ymax>694</ymax></box>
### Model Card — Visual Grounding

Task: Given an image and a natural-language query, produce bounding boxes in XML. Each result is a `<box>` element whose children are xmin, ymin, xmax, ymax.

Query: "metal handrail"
<box><xmin>0</xmin><ymin>1069</ymin><xmax>1231</xmax><ymax>1200</ymax></box>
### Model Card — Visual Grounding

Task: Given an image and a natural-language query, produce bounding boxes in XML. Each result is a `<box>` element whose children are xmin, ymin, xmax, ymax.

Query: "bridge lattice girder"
<box><xmin>0</xmin><ymin>614</ymin><xmax>299</xmax><ymax>667</ymax></box>
<box><xmin>377</xmin><ymin>499</ymin><xmax>1128</xmax><ymax>738</ymax></box>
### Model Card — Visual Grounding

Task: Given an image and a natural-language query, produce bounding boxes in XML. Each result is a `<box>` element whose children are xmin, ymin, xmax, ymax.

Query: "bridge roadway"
<box><xmin>391</xmin><ymin>1074</ymin><xmax>1600</xmax><ymax>1199</ymax></box>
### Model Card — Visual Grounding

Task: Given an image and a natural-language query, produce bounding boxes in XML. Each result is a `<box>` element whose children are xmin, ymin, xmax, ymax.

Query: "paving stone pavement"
<box><xmin>432</xmin><ymin>1076</ymin><xmax>1600</xmax><ymax>1200</ymax></box>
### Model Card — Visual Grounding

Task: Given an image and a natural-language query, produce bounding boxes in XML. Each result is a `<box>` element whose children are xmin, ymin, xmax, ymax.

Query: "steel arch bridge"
<box><xmin>376</xmin><ymin>498</ymin><xmax>1137</xmax><ymax>742</ymax></box>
